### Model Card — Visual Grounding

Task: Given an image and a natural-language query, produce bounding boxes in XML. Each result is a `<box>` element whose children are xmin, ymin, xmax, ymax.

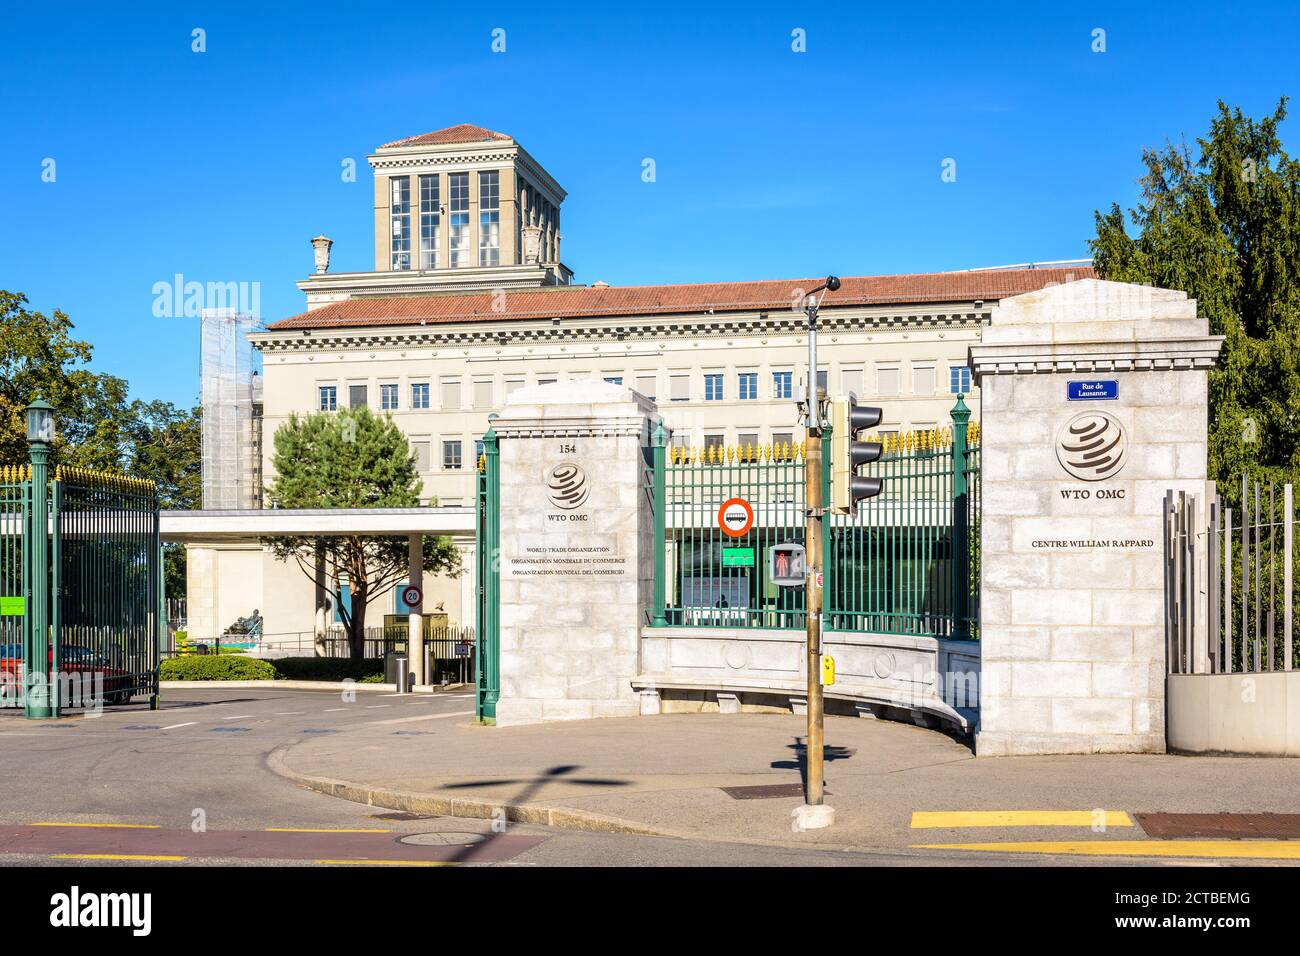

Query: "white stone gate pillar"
<box><xmin>492</xmin><ymin>381</ymin><xmax>656</xmax><ymax>725</ymax></box>
<box><xmin>969</xmin><ymin>278</ymin><xmax>1223</xmax><ymax>755</ymax></box>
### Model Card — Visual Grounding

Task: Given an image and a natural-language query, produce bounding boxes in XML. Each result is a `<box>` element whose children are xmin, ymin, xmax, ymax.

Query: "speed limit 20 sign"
<box><xmin>401</xmin><ymin>585</ymin><xmax>424</xmax><ymax>608</ymax></box>
<box><xmin>717</xmin><ymin>497</ymin><xmax>755</xmax><ymax>538</ymax></box>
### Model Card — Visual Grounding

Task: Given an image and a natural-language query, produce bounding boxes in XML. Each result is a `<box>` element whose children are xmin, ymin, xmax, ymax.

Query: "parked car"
<box><xmin>0</xmin><ymin>643</ymin><xmax>134</xmax><ymax>706</ymax></box>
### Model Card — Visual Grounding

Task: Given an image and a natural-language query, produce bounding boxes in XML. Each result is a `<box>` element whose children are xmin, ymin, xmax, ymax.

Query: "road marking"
<box><xmin>912</xmin><ymin>840</ymin><xmax>1300</xmax><ymax>860</ymax></box>
<box><xmin>160</xmin><ymin>722</ymin><xmax>197</xmax><ymax>731</ymax></box>
<box><xmin>222</xmin><ymin>714</ymin><xmax>254</xmax><ymax>720</ymax></box>
<box><xmin>315</xmin><ymin>859</ymin><xmax>458</xmax><ymax>867</ymax></box>
<box><xmin>369</xmin><ymin>710</ymin><xmax>474</xmax><ymax>726</ymax></box>
<box><xmin>265</xmin><ymin>827</ymin><xmax>391</xmax><ymax>834</ymax></box>
<box><xmin>911</xmin><ymin>810</ymin><xmax>1134</xmax><ymax>829</ymax></box>
<box><xmin>323</xmin><ymin>707</ymin><xmax>348</xmax><ymax>712</ymax></box>
<box><xmin>33</xmin><ymin>822</ymin><xmax>161</xmax><ymax>829</ymax></box>
<box><xmin>52</xmin><ymin>853</ymin><xmax>186</xmax><ymax>862</ymax></box>
<box><xmin>273</xmin><ymin>712</ymin><xmax>305</xmax><ymax>716</ymax></box>
<box><xmin>365</xmin><ymin>705</ymin><xmax>390</xmax><ymax>709</ymax></box>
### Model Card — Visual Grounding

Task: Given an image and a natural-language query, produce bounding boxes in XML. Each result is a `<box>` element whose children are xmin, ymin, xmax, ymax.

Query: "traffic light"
<box><xmin>831</xmin><ymin>395</ymin><xmax>883</xmax><ymax>514</ymax></box>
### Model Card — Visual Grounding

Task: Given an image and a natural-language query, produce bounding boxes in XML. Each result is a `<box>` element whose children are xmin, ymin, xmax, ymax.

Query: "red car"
<box><xmin>0</xmin><ymin>643</ymin><xmax>135</xmax><ymax>706</ymax></box>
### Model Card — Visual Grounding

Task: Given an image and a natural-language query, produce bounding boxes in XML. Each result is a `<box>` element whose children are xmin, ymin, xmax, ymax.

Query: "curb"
<box><xmin>159</xmin><ymin>680</ymin><xmax>466</xmax><ymax>693</ymax></box>
<box><xmin>265</xmin><ymin>744</ymin><xmax>678</xmax><ymax>839</ymax></box>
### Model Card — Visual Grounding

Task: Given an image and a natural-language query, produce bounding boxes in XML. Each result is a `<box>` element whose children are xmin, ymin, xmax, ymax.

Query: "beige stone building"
<box><xmin>185</xmin><ymin>123</ymin><xmax>1092</xmax><ymax>643</ymax></box>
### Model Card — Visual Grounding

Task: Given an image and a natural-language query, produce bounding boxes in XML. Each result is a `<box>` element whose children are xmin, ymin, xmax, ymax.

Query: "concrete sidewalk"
<box><xmin>269</xmin><ymin>712</ymin><xmax>1300</xmax><ymax>854</ymax></box>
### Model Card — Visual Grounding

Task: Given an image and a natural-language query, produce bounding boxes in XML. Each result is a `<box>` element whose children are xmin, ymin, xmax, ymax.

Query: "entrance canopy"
<box><xmin>160</xmin><ymin>507</ymin><xmax>475</xmax><ymax>543</ymax></box>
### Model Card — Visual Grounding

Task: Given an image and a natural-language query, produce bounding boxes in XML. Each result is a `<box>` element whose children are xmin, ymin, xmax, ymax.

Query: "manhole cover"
<box><xmin>372</xmin><ymin>811</ymin><xmax>438</xmax><ymax>821</ymax></box>
<box><xmin>399</xmin><ymin>831</ymin><xmax>488</xmax><ymax>847</ymax></box>
<box><xmin>1136</xmin><ymin>813</ymin><xmax>1300</xmax><ymax>839</ymax></box>
<box><xmin>721</xmin><ymin>783</ymin><xmax>830</xmax><ymax>800</ymax></box>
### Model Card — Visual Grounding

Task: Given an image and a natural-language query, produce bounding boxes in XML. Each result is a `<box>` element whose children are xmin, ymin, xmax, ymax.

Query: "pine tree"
<box><xmin>1091</xmin><ymin>98</ymin><xmax>1300</xmax><ymax>505</ymax></box>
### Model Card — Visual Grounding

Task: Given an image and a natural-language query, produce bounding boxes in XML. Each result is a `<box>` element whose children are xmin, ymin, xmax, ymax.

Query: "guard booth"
<box><xmin>0</xmin><ymin>464</ymin><xmax>162</xmax><ymax>717</ymax></box>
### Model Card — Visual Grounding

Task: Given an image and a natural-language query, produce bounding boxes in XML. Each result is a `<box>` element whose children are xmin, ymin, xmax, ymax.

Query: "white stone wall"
<box><xmin>972</xmin><ymin>279</ymin><xmax>1222</xmax><ymax>755</ymax></box>
<box><xmin>493</xmin><ymin>381</ymin><xmax>655</xmax><ymax>725</ymax></box>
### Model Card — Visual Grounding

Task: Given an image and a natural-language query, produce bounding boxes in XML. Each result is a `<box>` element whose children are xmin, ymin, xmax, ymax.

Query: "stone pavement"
<box><xmin>270</xmin><ymin>712</ymin><xmax>1300</xmax><ymax>857</ymax></box>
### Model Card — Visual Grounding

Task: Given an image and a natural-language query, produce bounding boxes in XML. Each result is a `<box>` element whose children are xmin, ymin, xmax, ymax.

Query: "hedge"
<box><xmin>160</xmin><ymin>656</ymin><xmax>278</xmax><ymax>681</ymax></box>
<box><xmin>160</xmin><ymin>656</ymin><xmax>386</xmax><ymax>683</ymax></box>
<box><xmin>271</xmin><ymin>657</ymin><xmax>385</xmax><ymax>683</ymax></box>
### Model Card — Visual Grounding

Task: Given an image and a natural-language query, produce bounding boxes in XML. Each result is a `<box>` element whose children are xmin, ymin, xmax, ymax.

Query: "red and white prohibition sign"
<box><xmin>717</xmin><ymin>497</ymin><xmax>755</xmax><ymax>538</ymax></box>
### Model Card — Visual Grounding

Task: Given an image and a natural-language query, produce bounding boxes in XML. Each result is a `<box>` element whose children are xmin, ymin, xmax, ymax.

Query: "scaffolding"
<box><xmin>200</xmin><ymin>310</ymin><xmax>263</xmax><ymax>510</ymax></box>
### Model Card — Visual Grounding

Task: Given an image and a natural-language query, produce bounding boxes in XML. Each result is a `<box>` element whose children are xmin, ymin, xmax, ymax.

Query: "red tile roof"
<box><xmin>266</xmin><ymin>266</ymin><xmax>1094</xmax><ymax>332</ymax></box>
<box><xmin>379</xmin><ymin>124</ymin><xmax>511</xmax><ymax>149</ymax></box>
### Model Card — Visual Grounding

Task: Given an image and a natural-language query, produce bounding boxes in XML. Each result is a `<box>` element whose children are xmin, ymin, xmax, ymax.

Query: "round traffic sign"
<box><xmin>717</xmin><ymin>497</ymin><xmax>755</xmax><ymax>538</ymax></box>
<box><xmin>401</xmin><ymin>585</ymin><xmax>423</xmax><ymax>608</ymax></box>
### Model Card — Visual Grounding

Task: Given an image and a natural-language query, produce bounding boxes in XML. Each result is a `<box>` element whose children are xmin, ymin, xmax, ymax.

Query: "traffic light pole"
<box><xmin>803</xmin><ymin>294</ymin><xmax>826</xmax><ymax>812</ymax></box>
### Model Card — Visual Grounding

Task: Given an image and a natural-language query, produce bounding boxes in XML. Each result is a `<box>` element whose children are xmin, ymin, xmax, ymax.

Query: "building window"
<box><xmin>773</xmin><ymin>371</ymin><xmax>793</xmax><ymax>400</ymax></box>
<box><xmin>842</xmin><ymin>368</ymin><xmax>863</xmax><ymax>397</ymax></box>
<box><xmin>448</xmin><ymin>172</ymin><xmax>470</xmax><ymax>268</ymax></box>
<box><xmin>505</xmin><ymin>378</ymin><xmax>525</xmax><ymax>398</ymax></box>
<box><xmin>475</xmin><ymin>438</ymin><xmax>485</xmax><ymax>460</ymax></box>
<box><xmin>603</xmin><ymin>375</ymin><xmax>623</xmax><ymax>385</ymax></box>
<box><xmin>704</xmin><ymin>374</ymin><xmax>724</xmax><ymax>401</ymax></box>
<box><xmin>318</xmin><ymin>386</ymin><xmax>337</xmax><ymax>411</ymax></box>
<box><xmin>877</xmin><ymin>367</ymin><xmax>900</xmax><ymax>397</ymax></box>
<box><xmin>913</xmin><ymin>365</ymin><xmax>935</xmax><ymax>396</ymax></box>
<box><xmin>738</xmin><ymin>432</ymin><xmax>759</xmax><ymax>449</ymax></box>
<box><xmin>390</xmin><ymin>176</ymin><xmax>411</xmax><ymax>271</ymax></box>
<box><xmin>704</xmin><ymin>434</ymin><xmax>725</xmax><ymax>452</ymax></box>
<box><xmin>440</xmin><ymin>377</ymin><xmax>461</xmax><ymax>409</ymax></box>
<box><xmin>950</xmin><ymin>366</ymin><xmax>971</xmax><ymax>394</ymax></box>
<box><xmin>816</xmin><ymin>370</ymin><xmax>828</xmax><ymax>394</ymax></box>
<box><xmin>411</xmin><ymin>382</ymin><xmax>430</xmax><ymax>409</ymax></box>
<box><xmin>419</xmin><ymin>175</ymin><xmax>440</xmax><ymax>270</ymax></box>
<box><xmin>670</xmin><ymin>374</ymin><xmax>690</xmax><ymax>402</ymax></box>
<box><xmin>349</xmin><ymin>384</ymin><xmax>368</xmax><ymax>408</ymax></box>
<box><xmin>738</xmin><ymin>372</ymin><xmax>758</xmax><ymax>400</ymax></box>
<box><xmin>635</xmin><ymin>374</ymin><xmax>657</xmax><ymax>401</ymax></box>
<box><xmin>473</xmin><ymin>379</ymin><xmax>493</xmax><ymax>408</ymax></box>
<box><xmin>380</xmin><ymin>383</ymin><xmax>399</xmax><ymax>410</ymax></box>
<box><xmin>772</xmin><ymin>431</ymin><xmax>793</xmax><ymax>449</ymax></box>
<box><xmin>411</xmin><ymin>440</ymin><xmax>430</xmax><ymax>472</ymax></box>
<box><xmin>479</xmin><ymin>171</ymin><xmax>500</xmax><ymax>267</ymax></box>
<box><xmin>537</xmin><ymin>377</ymin><xmax>556</xmax><ymax>386</ymax></box>
<box><xmin>442</xmin><ymin>440</ymin><xmax>463</xmax><ymax>470</ymax></box>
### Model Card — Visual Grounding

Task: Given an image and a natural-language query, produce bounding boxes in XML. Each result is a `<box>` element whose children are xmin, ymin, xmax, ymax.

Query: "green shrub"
<box><xmin>271</xmin><ymin>657</ymin><xmax>385</xmax><ymax>683</ymax></box>
<box><xmin>161</xmin><ymin>656</ymin><xmax>277</xmax><ymax>681</ymax></box>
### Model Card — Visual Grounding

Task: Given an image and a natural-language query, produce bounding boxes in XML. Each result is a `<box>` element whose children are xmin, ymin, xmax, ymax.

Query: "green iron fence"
<box><xmin>1</xmin><ymin>464</ymin><xmax>161</xmax><ymax>715</ymax></box>
<box><xmin>649</xmin><ymin>398</ymin><xmax>981</xmax><ymax>640</ymax></box>
<box><xmin>475</xmin><ymin>427</ymin><xmax>500</xmax><ymax>722</ymax></box>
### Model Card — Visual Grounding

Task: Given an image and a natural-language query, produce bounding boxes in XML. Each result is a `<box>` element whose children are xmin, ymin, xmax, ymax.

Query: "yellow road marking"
<box><xmin>265</xmin><ymin>827</ymin><xmax>391</xmax><ymax>834</ymax></box>
<box><xmin>51</xmin><ymin>853</ymin><xmax>186</xmax><ymax>861</ymax></box>
<box><xmin>910</xmin><ymin>810</ymin><xmax>1133</xmax><ymax>829</ymax></box>
<box><xmin>33</xmin><ymin>822</ymin><xmax>161</xmax><ymax>829</ymax></box>
<box><xmin>315</xmin><ymin>859</ymin><xmax>458</xmax><ymax>867</ymax></box>
<box><xmin>913</xmin><ymin>840</ymin><xmax>1300</xmax><ymax>859</ymax></box>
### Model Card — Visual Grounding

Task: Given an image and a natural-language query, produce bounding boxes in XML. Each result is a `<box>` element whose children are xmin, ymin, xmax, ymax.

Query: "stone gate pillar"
<box><xmin>969</xmin><ymin>278</ymin><xmax>1223</xmax><ymax>755</ymax></box>
<box><xmin>491</xmin><ymin>380</ymin><xmax>656</xmax><ymax>725</ymax></box>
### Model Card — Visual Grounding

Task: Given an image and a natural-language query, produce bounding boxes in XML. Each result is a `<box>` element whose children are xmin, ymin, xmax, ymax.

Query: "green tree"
<box><xmin>1091</xmin><ymin>98</ymin><xmax>1300</xmax><ymax>504</ymax></box>
<box><xmin>1</xmin><ymin>290</ymin><xmax>203</xmax><ymax>600</ymax></box>
<box><xmin>262</xmin><ymin>405</ymin><xmax>461</xmax><ymax>659</ymax></box>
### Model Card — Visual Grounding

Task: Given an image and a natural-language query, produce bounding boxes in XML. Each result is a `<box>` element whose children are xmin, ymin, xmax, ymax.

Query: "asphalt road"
<box><xmin>0</xmin><ymin>686</ymin><xmax>1284</xmax><ymax>867</ymax></box>
<box><xmin>0</xmin><ymin>686</ymin><xmax>964</xmax><ymax>867</ymax></box>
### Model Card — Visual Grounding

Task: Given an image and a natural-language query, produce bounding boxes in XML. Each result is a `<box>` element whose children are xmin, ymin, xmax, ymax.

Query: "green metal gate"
<box><xmin>0</xmin><ymin>464</ymin><xmax>161</xmax><ymax>717</ymax></box>
<box><xmin>474</xmin><ymin>426</ymin><xmax>500</xmax><ymax>722</ymax></box>
<box><xmin>649</xmin><ymin>398</ymin><xmax>981</xmax><ymax>640</ymax></box>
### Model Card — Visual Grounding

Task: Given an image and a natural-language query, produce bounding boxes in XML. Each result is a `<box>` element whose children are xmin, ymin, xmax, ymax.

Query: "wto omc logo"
<box><xmin>1057</xmin><ymin>410</ymin><xmax>1127</xmax><ymax>481</ymax></box>
<box><xmin>545</xmin><ymin>462</ymin><xmax>589</xmax><ymax>509</ymax></box>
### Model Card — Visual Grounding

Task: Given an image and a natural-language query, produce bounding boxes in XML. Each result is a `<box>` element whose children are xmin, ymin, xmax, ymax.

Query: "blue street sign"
<box><xmin>1067</xmin><ymin>380</ymin><xmax>1119</xmax><ymax>401</ymax></box>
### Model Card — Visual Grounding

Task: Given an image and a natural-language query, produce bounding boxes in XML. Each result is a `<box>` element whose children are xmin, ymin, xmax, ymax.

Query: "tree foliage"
<box><xmin>262</xmin><ymin>405</ymin><xmax>461</xmax><ymax>659</ymax></box>
<box><xmin>1091</xmin><ymin>99</ymin><xmax>1300</xmax><ymax>504</ymax></box>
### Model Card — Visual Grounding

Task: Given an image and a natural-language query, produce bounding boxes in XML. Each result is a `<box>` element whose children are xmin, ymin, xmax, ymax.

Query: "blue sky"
<box><xmin>2</xmin><ymin>1</ymin><xmax>1297</xmax><ymax>408</ymax></box>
